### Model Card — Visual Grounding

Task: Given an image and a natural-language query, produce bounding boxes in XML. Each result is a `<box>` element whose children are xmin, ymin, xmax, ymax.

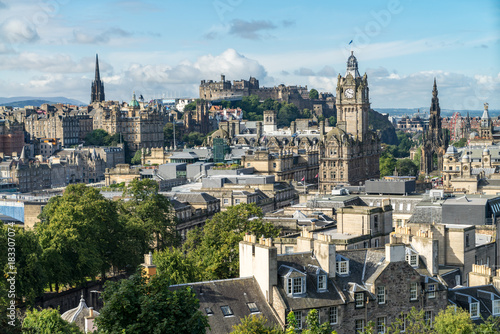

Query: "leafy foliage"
<box><xmin>303</xmin><ymin>309</ymin><xmax>335</xmax><ymax>334</ymax></box>
<box><xmin>153</xmin><ymin>247</ymin><xmax>202</xmax><ymax>285</ymax></box>
<box><xmin>452</xmin><ymin>137</ymin><xmax>467</xmax><ymax>148</ymax></box>
<box><xmin>84</xmin><ymin>129</ymin><xmax>120</xmax><ymax>147</ymax></box>
<box><xmin>385</xmin><ymin>307</ymin><xmax>432</xmax><ymax>333</ymax></box>
<box><xmin>183</xmin><ymin>203</ymin><xmax>280</xmax><ymax>280</ymax></box>
<box><xmin>231</xmin><ymin>315</ymin><xmax>283</xmax><ymax>334</ymax></box>
<box><xmin>183</xmin><ymin>100</ymin><xmax>197</xmax><ymax>111</ymax></box>
<box><xmin>182</xmin><ymin>131</ymin><xmax>206</xmax><ymax>147</ymax></box>
<box><xmin>130</xmin><ymin>149</ymin><xmax>142</xmax><ymax>165</ymax></box>
<box><xmin>163</xmin><ymin>122</ymin><xmax>182</xmax><ymax>147</ymax></box>
<box><xmin>95</xmin><ymin>273</ymin><xmax>209</xmax><ymax>334</ymax></box>
<box><xmin>328</xmin><ymin>116</ymin><xmax>336</xmax><ymax>127</ymax></box>
<box><xmin>309</xmin><ymin>89</ymin><xmax>319</xmax><ymax>100</ymax></box>
<box><xmin>121</xmin><ymin>179</ymin><xmax>180</xmax><ymax>251</ymax></box>
<box><xmin>432</xmin><ymin>306</ymin><xmax>474</xmax><ymax>334</ymax></box>
<box><xmin>22</xmin><ymin>308</ymin><xmax>82</xmax><ymax>334</ymax></box>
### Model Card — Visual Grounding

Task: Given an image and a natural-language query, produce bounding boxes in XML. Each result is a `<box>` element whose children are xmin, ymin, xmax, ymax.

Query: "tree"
<box><xmin>183</xmin><ymin>100</ymin><xmax>197</xmax><ymax>111</ymax></box>
<box><xmin>37</xmin><ymin>184</ymin><xmax>143</xmax><ymax>289</ymax></box>
<box><xmin>379</xmin><ymin>150</ymin><xmax>397</xmax><ymax>177</ymax></box>
<box><xmin>453</xmin><ymin>137</ymin><xmax>467</xmax><ymax>148</ymax></box>
<box><xmin>121</xmin><ymin>179</ymin><xmax>179</xmax><ymax>251</ymax></box>
<box><xmin>163</xmin><ymin>122</ymin><xmax>182</xmax><ymax>147</ymax></box>
<box><xmin>131</xmin><ymin>150</ymin><xmax>142</xmax><ymax>165</ymax></box>
<box><xmin>309</xmin><ymin>89</ymin><xmax>319</xmax><ymax>100</ymax></box>
<box><xmin>95</xmin><ymin>272</ymin><xmax>209</xmax><ymax>334</ymax></box>
<box><xmin>303</xmin><ymin>309</ymin><xmax>335</xmax><ymax>334</ymax></box>
<box><xmin>183</xmin><ymin>204</ymin><xmax>280</xmax><ymax>280</ymax></box>
<box><xmin>84</xmin><ymin>129</ymin><xmax>120</xmax><ymax>147</ymax></box>
<box><xmin>0</xmin><ymin>224</ymin><xmax>45</xmax><ymax>306</ymax></box>
<box><xmin>22</xmin><ymin>308</ymin><xmax>82</xmax><ymax>334</ymax></box>
<box><xmin>182</xmin><ymin>132</ymin><xmax>205</xmax><ymax>147</ymax></box>
<box><xmin>385</xmin><ymin>307</ymin><xmax>432</xmax><ymax>334</ymax></box>
<box><xmin>231</xmin><ymin>315</ymin><xmax>283</xmax><ymax>334</ymax></box>
<box><xmin>328</xmin><ymin>116</ymin><xmax>336</xmax><ymax>127</ymax></box>
<box><xmin>285</xmin><ymin>311</ymin><xmax>299</xmax><ymax>334</ymax></box>
<box><xmin>153</xmin><ymin>247</ymin><xmax>202</xmax><ymax>285</ymax></box>
<box><xmin>395</xmin><ymin>159</ymin><xmax>418</xmax><ymax>176</ymax></box>
<box><xmin>433</xmin><ymin>306</ymin><xmax>474</xmax><ymax>334</ymax></box>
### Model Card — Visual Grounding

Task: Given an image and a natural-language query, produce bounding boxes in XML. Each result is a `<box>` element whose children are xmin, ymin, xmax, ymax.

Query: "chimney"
<box><xmin>296</xmin><ymin>226</ymin><xmax>314</xmax><ymax>252</ymax></box>
<box><xmin>314</xmin><ymin>234</ymin><xmax>336</xmax><ymax>278</ymax></box>
<box><xmin>85</xmin><ymin>307</ymin><xmax>97</xmax><ymax>333</ymax></box>
<box><xmin>385</xmin><ymin>243</ymin><xmax>405</xmax><ymax>263</ymax></box>
<box><xmin>141</xmin><ymin>252</ymin><xmax>156</xmax><ymax>279</ymax></box>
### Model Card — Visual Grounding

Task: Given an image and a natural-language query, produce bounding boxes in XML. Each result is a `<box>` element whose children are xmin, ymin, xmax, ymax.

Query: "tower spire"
<box><xmin>95</xmin><ymin>54</ymin><xmax>100</xmax><ymax>81</ymax></box>
<box><xmin>91</xmin><ymin>54</ymin><xmax>105</xmax><ymax>103</ymax></box>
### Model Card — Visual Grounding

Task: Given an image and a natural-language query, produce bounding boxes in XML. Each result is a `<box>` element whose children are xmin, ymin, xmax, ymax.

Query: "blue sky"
<box><xmin>0</xmin><ymin>0</ymin><xmax>498</xmax><ymax>109</ymax></box>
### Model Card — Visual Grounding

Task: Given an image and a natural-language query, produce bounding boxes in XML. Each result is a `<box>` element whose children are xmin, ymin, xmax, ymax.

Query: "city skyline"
<box><xmin>0</xmin><ymin>0</ymin><xmax>498</xmax><ymax>109</ymax></box>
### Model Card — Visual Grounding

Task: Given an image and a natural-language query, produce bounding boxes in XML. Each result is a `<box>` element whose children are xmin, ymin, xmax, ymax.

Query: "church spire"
<box><xmin>91</xmin><ymin>54</ymin><xmax>105</xmax><ymax>103</ymax></box>
<box><xmin>95</xmin><ymin>54</ymin><xmax>100</xmax><ymax>81</ymax></box>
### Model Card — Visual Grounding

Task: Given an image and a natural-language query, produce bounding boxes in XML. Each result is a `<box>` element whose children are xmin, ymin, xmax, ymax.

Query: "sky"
<box><xmin>0</xmin><ymin>0</ymin><xmax>498</xmax><ymax>110</ymax></box>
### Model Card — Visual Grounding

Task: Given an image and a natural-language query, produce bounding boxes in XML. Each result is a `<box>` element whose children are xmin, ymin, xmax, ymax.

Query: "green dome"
<box><xmin>129</xmin><ymin>92</ymin><xmax>140</xmax><ymax>108</ymax></box>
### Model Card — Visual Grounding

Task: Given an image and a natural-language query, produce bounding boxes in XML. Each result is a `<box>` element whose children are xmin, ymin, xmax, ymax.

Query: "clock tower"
<box><xmin>336</xmin><ymin>51</ymin><xmax>370</xmax><ymax>140</ymax></box>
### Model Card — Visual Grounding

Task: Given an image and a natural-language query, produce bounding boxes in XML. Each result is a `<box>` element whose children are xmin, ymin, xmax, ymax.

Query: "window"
<box><xmin>287</xmin><ymin>277</ymin><xmax>304</xmax><ymax>295</ymax></box>
<box><xmin>336</xmin><ymin>260</ymin><xmax>349</xmax><ymax>275</ymax></box>
<box><xmin>428</xmin><ymin>284</ymin><xmax>436</xmax><ymax>299</ymax></box>
<box><xmin>355</xmin><ymin>319</ymin><xmax>365</xmax><ymax>333</ymax></box>
<box><xmin>466</xmin><ymin>235</ymin><xmax>470</xmax><ymax>247</ymax></box>
<box><xmin>223</xmin><ymin>199</ymin><xmax>229</xmax><ymax>204</ymax></box>
<box><xmin>273</xmin><ymin>163</ymin><xmax>276</xmax><ymax>168</ymax></box>
<box><xmin>470</xmin><ymin>302</ymin><xmax>479</xmax><ymax>318</ymax></box>
<box><xmin>410</xmin><ymin>282</ymin><xmax>418</xmax><ymax>300</ymax></box>
<box><xmin>375</xmin><ymin>239</ymin><xmax>379</xmax><ymax>247</ymax></box>
<box><xmin>401</xmin><ymin>313</ymin><xmax>407</xmax><ymax>332</ymax></box>
<box><xmin>285</xmin><ymin>246</ymin><xmax>294</xmax><ymax>254</ymax></box>
<box><xmin>425</xmin><ymin>311</ymin><xmax>432</xmax><ymax>326</ymax></box>
<box><xmin>235</xmin><ymin>199</ymin><xmax>240</xmax><ymax>204</ymax></box>
<box><xmin>247</xmin><ymin>163</ymin><xmax>250</xmax><ymax>167</ymax></box>
<box><xmin>407</xmin><ymin>203</ymin><xmax>411</xmax><ymax>211</ymax></box>
<box><xmin>247</xmin><ymin>302</ymin><xmax>259</xmax><ymax>313</ymax></box>
<box><xmin>493</xmin><ymin>300</ymin><xmax>500</xmax><ymax>315</ymax></box>
<box><xmin>318</xmin><ymin>274</ymin><xmax>327</xmax><ymax>290</ymax></box>
<box><xmin>205</xmin><ymin>307</ymin><xmax>213</xmax><ymax>316</ymax></box>
<box><xmin>377</xmin><ymin>317</ymin><xmax>386</xmax><ymax>334</ymax></box>
<box><xmin>377</xmin><ymin>286</ymin><xmax>386</xmax><ymax>304</ymax></box>
<box><xmin>406</xmin><ymin>254</ymin><xmax>418</xmax><ymax>267</ymax></box>
<box><xmin>221</xmin><ymin>305</ymin><xmax>234</xmax><ymax>317</ymax></box>
<box><xmin>329</xmin><ymin>306</ymin><xmax>338</xmax><ymax>325</ymax></box>
<box><xmin>355</xmin><ymin>292</ymin><xmax>364</xmax><ymax>308</ymax></box>
<box><xmin>294</xmin><ymin>311</ymin><xmax>302</xmax><ymax>329</ymax></box>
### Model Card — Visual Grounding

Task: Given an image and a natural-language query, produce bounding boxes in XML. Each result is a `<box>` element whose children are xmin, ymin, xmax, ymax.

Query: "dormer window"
<box><xmin>470</xmin><ymin>302</ymin><xmax>479</xmax><ymax>318</ymax></box>
<box><xmin>286</xmin><ymin>276</ymin><xmax>306</xmax><ymax>296</ymax></box>
<box><xmin>405</xmin><ymin>248</ymin><xmax>419</xmax><ymax>268</ymax></box>
<box><xmin>336</xmin><ymin>254</ymin><xmax>350</xmax><ymax>275</ymax></box>
<box><xmin>318</xmin><ymin>274</ymin><xmax>327</xmax><ymax>290</ymax></box>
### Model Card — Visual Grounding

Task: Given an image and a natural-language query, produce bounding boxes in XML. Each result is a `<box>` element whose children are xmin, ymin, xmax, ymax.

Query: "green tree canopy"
<box><xmin>121</xmin><ymin>179</ymin><xmax>179</xmax><ymax>251</ymax></box>
<box><xmin>95</xmin><ymin>272</ymin><xmax>209</xmax><ymax>334</ymax></box>
<box><xmin>22</xmin><ymin>308</ymin><xmax>82</xmax><ymax>334</ymax></box>
<box><xmin>153</xmin><ymin>247</ymin><xmax>202</xmax><ymax>285</ymax></box>
<box><xmin>395</xmin><ymin>159</ymin><xmax>418</xmax><ymax>176</ymax></box>
<box><xmin>452</xmin><ymin>137</ymin><xmax>467</xmax><ymax>148</ymax></box>
<box><xmin>131</xmin><ymin>150</ymin><xmax>142</xmax><ymax>165</ymax></box>
<box><xmin>385</xmin><ymin>307</ymin><xmax>432</xmax><ymax>334</ymax></box>
<box><xmin>84</xmin><ymin>129</ymin><xmax>120</xmax><ymax>147</ymax></box>
<box><xmin>182</xmin><ymin>131</ymin><xmax>206</xmax><ymax>147</ymax></box>
<box><xmin>309</xmin><ymin>89</ymin><xmax>319</xmax><ymax>100</ymax></box>
<box><xmin>183</xmin><ymin>100</ymin><xmax>197</xmax><ymax>111</ymax></box>
<box><xmin>37</xmin><ymin>184</ymin><xmax>144</xmax><ymax>289</ymax></box>
<box><xmin>183</xmin><ymin>203</ymin><xmax>280</xmax><ymax>280</ymax></box>
<box><xmin>163</xmin><ymin>122</ymin><xmax>182</xmax><ymax>148</ymax></box>
<box><xmin>231</xmin><ymin>315</ymin><xmax>283</xmax><ymax>334</ymax></box>
<box><xmin>433</xmin><ymin>306</ymin><xmax>474</xmax><ymax>334</ymax></box>
<box><xmin>328</xmin><ymin>116</ymin><xmax>336</xmax><ymax>127</ymax></box>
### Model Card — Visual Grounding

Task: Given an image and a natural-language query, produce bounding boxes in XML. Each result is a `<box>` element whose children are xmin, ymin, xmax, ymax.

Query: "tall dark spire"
<box><xmin>430</xmin><ymin>77</ymin><xmax>440</xmax><ymax>115</ymax></box>
<box><xmin>95</xmin><ymin>54</ymin><xmax>100</xmax><ymax>81</ymax></box>
<box><xmin>91</xmin><ymin>54</ymin><xmax>105</xmax><ymax>103</ymax></box>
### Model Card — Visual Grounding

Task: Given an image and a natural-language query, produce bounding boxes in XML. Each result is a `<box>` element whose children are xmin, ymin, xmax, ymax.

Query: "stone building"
<box><xmin>183</xmin><ymin>100</ymin><xmax>210</xmax><ymax>135</ymax></box>
<box><xmin>199</xmin><ymin>74</ymin><xmax>335</xmax><ymax>116</ymax></box>
<box><xmin>91</xmin><ymin>93</ymin><xmax>164</xmax><ymax>153</ymax></box>
<box><xmin>421</xmin><ymin>79</ymin><xmax>448</xmax><ymax>174</ymax></box>
<box><xmin>174</xmin><ymin>232</ymin><xmax>447</xmax><ymax>333</ymax></box>
<box><xmin>319</xmin><ymin>52</ymin><xmax>380</xmax><ymax>191</ymax></box>
<box><xmin>0</xmin><ymin>119</ymin><xmax>24</xmax><ymax>157</ymax></box>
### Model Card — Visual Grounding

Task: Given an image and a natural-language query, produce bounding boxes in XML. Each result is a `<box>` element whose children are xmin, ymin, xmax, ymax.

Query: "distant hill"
<box><xmin>0</xmin><ymin>96</ymin><xmax>85</xmax><ymax>107</ymax></box>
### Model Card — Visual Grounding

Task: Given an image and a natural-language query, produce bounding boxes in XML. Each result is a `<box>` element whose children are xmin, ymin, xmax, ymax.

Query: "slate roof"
<box><xmin>171</xmin><ymin>277</ymin><xmax>279</xmax><ymax>334</ymax></box>
<box><xmin>276</xmin><ymin>253</ymin><xmax>345</xmax><ymax>310</ymax></box>
<box><xmin>164</xmin><ymin>192</ymin><xmax>218</xmax><ymax>204</ymax></box>
<box><xmin>449</xmin><ymin>285</ymin><xmax>500</xmax><ymax>323</ymax></box>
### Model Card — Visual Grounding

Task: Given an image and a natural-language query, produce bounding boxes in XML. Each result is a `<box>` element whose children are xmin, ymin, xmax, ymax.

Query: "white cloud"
<box><xmin>0</xmin><ymin>18</ymin><xmax>39</xmax><ymax>43</ymax></box>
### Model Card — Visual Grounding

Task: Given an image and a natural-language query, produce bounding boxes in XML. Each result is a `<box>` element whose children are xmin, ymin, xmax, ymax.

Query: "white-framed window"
<box><xmin>294</xmin><ymin>311</ymin><xmax>302</xmax><ymax>329</ymax></box>
<box><xmin>235</xmin><ymin>199</ymin><xmax>240</xmax><ymax>204</ymax></box>
<box><xmin>355</xmin><ymin>292</ymin><xmax>364</xmax><ymax>308</ymax></box>
<box><xmin>329</xmin><ymin>306</ymin><xmax>338</xmax><ymax>325</ymax></box>
<box><xmin>401</xmin><ymin>313</ymin><xmax>407</xmax><ymax>332</ymax></box>
<box><xmin>336</xmin><ymin>256</ymin><xmax>349</xmax><ymax>275</ymax></box>
<box><xmin>377</xmin><ymin>317</ymin><xmax>386</xmax><ymax>334</ymax></box>
<box><xmin>493</xmin><ymin>300</ymin><xmax>500</xmax><ymax>315</ymax></box>
<box><xmin>318</xmin><ymin>274</ymin><xmax>327</xmax><ymax>290</ymax></box>
<box><xmin>287</xmin><ymin>276</ymin><xmax>305</xmax><ymax>295</ymax></box>
<box><xmin>223</xmin><ymin>198</ymin><xmax>229</xmax><ymax>204</ymax></box>
<box><xmin>284</xmin><ymin>246</ymin><xmax>294</xmax><ymax>254</ymax></box>
<box><xmin>355</xmin><ymin>319</ymin><xmax>365</xmax><ymax>333</ymax></box>
<box><xmin>425</xmin><ymin>310</ymin><xmax>432</xmax><ymax>326</ymax></box>
<box><xmin>377</xmin><ymin>286</ymin><xmax>386</xmax><ymax>304</ymax></box>
<box><xmin>470</xmin><ymin>302</ymin><xmax>479</xmax><ymax>318</ymax></box>
<box><xmin>410</xmin><ymin>282</ymin><xmax>418</xmax><ymax>300</ymax></box>
<box><xmin>428</xmin><ymin>284</ymin><xmax>436</xmax><ymax>299</ymax></box>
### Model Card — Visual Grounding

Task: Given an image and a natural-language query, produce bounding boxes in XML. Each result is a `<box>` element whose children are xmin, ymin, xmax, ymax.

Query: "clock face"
<box><xmin>344</xmin><ymin>88</ymin><xmax>354</xmax><ymax>98</ymax></box>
